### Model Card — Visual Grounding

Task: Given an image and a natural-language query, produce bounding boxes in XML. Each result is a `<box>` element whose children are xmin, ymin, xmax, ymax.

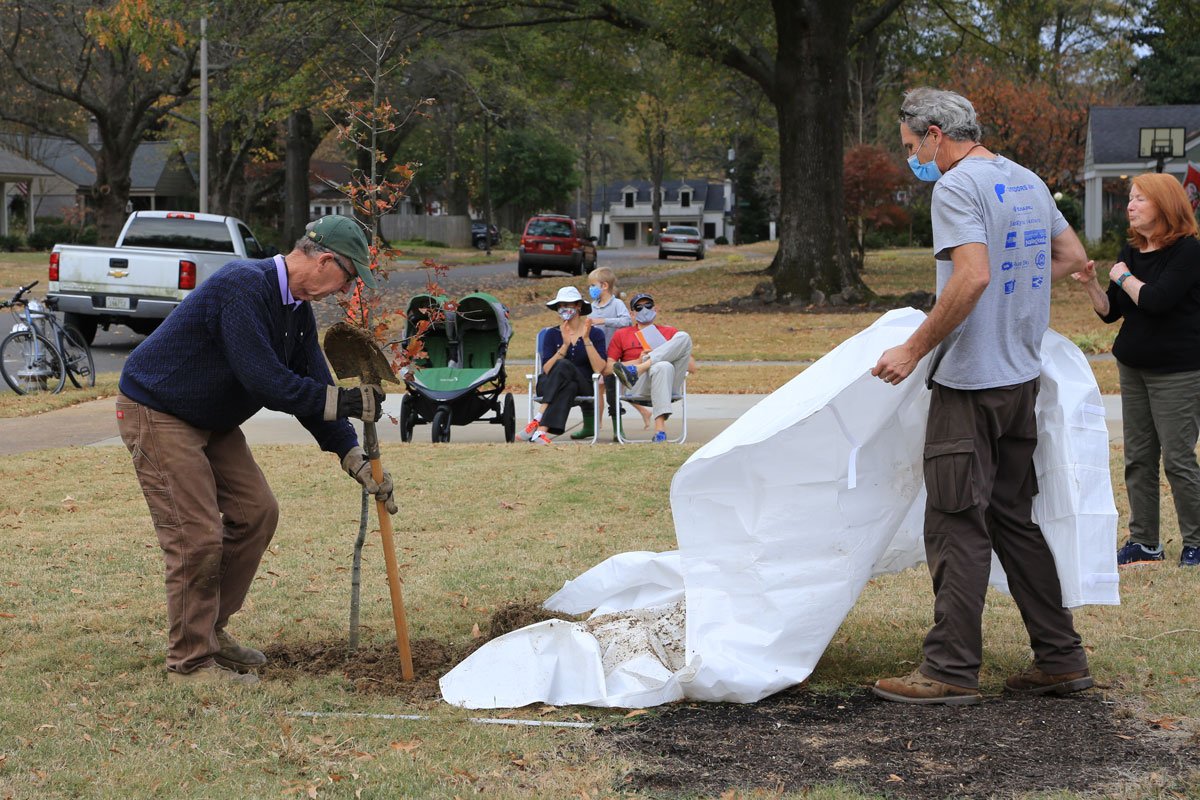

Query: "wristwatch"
<box><xmin>1117</xmin><ymin>272</ymin><xmax>1133</xmax><ymax>287</ymax></box>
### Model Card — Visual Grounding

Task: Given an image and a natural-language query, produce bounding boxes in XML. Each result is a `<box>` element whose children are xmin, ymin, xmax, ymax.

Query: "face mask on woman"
<box><xmin>559</xmin><ymin>308</ymin><xmax>577</xmax><ymax>322</ymax></box>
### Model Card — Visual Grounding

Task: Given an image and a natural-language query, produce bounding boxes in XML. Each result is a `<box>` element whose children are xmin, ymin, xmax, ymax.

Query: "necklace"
<box><xmin>948</xmin><ymin>143</ymin><xmax>985</xmax><ymax>171</ymax></box>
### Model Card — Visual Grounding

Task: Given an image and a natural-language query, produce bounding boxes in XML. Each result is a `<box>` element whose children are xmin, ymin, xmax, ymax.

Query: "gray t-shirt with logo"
<box><xmin>930</xmin><ymin>155</ymin><xmax>1067</xmax><ymax>390</ymax></box>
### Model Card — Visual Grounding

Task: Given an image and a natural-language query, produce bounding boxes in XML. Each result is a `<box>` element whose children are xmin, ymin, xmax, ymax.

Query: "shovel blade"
<box><xmin>323</xmin><ymin>322</ymin><xmax>400</xmax><ymax>385</ymax></box>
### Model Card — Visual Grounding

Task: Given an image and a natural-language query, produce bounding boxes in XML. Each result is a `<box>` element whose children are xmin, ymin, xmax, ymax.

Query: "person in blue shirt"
<box><xmin>116</xmin><ymin>215</ymin><xmax>394</xmax><ymax>686</ymax></box>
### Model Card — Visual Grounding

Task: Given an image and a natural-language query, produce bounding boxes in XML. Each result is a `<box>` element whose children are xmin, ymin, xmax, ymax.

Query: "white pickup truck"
<box><xmin>47</xmin><ymin>210</ymin><xmax>275</xmax><ymax>343</ymax></box>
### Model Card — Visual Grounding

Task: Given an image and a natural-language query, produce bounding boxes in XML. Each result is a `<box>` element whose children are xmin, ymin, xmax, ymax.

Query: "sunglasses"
<box><xmin>633</xmin><ymin>301</ymin><xmax>654</xmax><ymax>311</ymax></box>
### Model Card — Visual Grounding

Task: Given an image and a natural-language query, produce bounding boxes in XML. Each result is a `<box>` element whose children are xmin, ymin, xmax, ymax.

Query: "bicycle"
<box><xmin>1</xmin><ymin>281</ymin><xmax>94</xmax><ymax>394</ymax></box>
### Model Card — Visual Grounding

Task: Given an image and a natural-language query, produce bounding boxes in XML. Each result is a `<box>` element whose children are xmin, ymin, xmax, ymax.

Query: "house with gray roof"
<box><xmin>588</xmin><ymin>179</ymin><xmax>732</xmax><ymax>247</ymax></box>
<box><xmin>1083</xmin><ymin>105</ymin><xmax>1200</xmax><ymax>242</ymax></box>
<box><xmin>0</xmin><ymin>145</ymin><xmax>55</xmax><ymax>237</ymax></box>
<box><xmin>0</xmin><ymin>134</ymin><xmax>197</xmax><ymax>226</ymax></box>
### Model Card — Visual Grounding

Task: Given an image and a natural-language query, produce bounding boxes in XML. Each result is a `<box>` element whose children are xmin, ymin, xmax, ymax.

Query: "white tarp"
<box><xmin>440</xmin><ymin>308</ymin><xmax>1119</xmax><ymax>709</ymax></box>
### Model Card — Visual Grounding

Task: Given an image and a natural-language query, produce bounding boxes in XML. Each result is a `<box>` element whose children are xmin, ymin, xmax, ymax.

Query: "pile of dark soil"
<box><xmin>604</xmin><ymin>687</ymin><xmax>1193</xmax><ymax>798</ymax></box>
<box><xmin>260</xmin><ymin>601</ymin><xmax>567</xmax><ymax>700</ymax></box>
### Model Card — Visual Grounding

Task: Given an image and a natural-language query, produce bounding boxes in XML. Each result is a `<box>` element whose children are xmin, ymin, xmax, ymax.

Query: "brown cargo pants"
<box><xmin>918</xmin><ymin>379</ymin><xmax>1089</xmax><ymax>689</ymax></box>
<box><xmin>116</xmin><ymin>394</ymin><xmax>279</xmax><ymax>674</ymax></box>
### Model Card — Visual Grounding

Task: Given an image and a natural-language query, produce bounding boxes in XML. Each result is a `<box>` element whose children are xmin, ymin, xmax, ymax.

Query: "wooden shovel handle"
<box><xmin>370</xmin><ymin>451</ymin><xmax>414</xmax><ymax>681</ymax></box>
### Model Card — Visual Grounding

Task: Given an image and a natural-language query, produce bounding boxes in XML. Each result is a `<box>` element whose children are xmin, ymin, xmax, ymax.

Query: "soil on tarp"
<box><xmin>603</xmin><ymin>686</ymin><xmax>1194</xmax><ymax>798</ymax></box>
<box><xmin>260</xmin><ymin>601</ymin><xmax>568</xmax><ymax>701</ymax></box>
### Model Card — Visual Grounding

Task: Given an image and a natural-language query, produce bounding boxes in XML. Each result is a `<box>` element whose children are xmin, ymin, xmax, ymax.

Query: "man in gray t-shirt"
<box><xmin>870</xmin><ymin>88</ymin><xmax>1094</xmax><ymax>707</ymax></box>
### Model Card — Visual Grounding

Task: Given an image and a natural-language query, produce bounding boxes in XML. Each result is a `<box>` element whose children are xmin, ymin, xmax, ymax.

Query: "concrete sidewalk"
<box><xmin>0</xmin><ymin>392</ymin><xmax>1125</xmax><ymax>456</ymax></box>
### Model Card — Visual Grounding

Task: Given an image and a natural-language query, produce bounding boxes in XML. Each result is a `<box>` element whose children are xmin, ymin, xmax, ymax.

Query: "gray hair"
<box><xmin>900</xmin><ymin>87</ymin><xmax>982</xmax><ymax>142</ymax></box>
<box><xmin>295</xmin><ymin>235</ymin><xmax>352</xmax><ymax>272</ymax></box>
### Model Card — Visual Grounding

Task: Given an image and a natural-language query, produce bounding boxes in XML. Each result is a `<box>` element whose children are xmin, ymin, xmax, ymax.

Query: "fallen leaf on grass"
<box><xmin>0</xmin><ymin>613</ymin><xmax>16</xmax><ymax>619</ymax></box>
<box><xmin>624</xmin><ymin>709</ymin><xmax>648</xmax><ymax>718</ymax></box>
<box><xmin>389</xmin><ymin>739</ymin><xmax>421</xmax><ymax>752</ymax></box>
<box><xmin>886</xmin><ymin>774</ymin><xmax>905</xmax><ymax>782</ymax></box>
<box><xmin>61</xmin><ymin>496</ymin><xmax>79</xmax><ymax>512</ymax></box>
<box><xmin>498</xmin><ymin>500</ymin><xmax>524</xmax><ymax>510</ymax></box>
<box><xmin>1148</xmin><ymin>716</ymin><xmax>1181</xmax><ymax>730</ymax></box>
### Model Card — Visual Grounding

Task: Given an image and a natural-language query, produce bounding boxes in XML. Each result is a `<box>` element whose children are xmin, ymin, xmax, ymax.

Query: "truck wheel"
<box><xmin>129</xmin><ymin>319</ymin><xmax>161</xmax><ymax>337</ymax></box>
<box><xmin>63</xmin><ymin>313</ymin><xmax>97</xmax><ymax>345</ymax></box>
<box><xmin>517</xmin><ymin>260</ymin><xmax>529</xmax><ymax>278</ymax></box>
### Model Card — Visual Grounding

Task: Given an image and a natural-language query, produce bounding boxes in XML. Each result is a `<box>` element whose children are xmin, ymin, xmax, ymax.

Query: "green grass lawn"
<box><xmin>0</xmin><ymin>443</ymin><xmax>1197</xmax><ymax>798</ymax></box>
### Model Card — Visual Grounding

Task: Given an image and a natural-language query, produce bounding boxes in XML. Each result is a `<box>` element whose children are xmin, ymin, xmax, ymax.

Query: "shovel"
<box><xmin>323</xmin><ymin>322</ymin><xmax>413</xmax><ymax>680</ymax></box>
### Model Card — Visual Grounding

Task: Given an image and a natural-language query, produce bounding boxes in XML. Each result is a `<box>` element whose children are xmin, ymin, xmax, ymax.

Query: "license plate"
<box><xmin>541</xmin><ymin>243</ymin><xmax>555</xmax><ymax>251</ymax></box>
<box><xmin>105</xmin><ymin>296</ymin><xmax>131</xmax><ymax>310</ymax></box>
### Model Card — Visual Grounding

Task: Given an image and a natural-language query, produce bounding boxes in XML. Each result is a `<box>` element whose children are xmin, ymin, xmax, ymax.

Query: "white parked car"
<box><xmin>658</xmin><ymin>225</ymin><xmax>705</xmax><ymax>260</ymax></box>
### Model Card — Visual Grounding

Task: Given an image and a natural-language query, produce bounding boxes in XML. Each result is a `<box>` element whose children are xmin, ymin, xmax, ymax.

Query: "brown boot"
<box><xmin>872</xmin><ymin>669</ymin><xmax>981</xmax><ymax>705</ymax></box>
<box><xmin>214</xmin><ymin>629</ymin><xmax>266</xmax><ymax>671</ymax></box>
<box><xmin>167</xmin><ymin>662</ymin><xmax>259</xmax><ymax>686</ymax></box>
<box><xmin>1004</xmin><ymin>665</ymin><xmax>1093</xmax><ymax>695</ymax></box>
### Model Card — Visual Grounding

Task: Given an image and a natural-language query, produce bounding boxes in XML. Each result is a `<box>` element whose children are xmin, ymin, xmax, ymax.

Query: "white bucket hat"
<box><xmin>545</xmin><ymin>285</ymin><xmax>592</xmax><ymax>314</ymax></box>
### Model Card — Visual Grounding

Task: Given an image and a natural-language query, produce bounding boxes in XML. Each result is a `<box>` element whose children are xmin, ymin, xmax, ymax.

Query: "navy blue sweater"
<box><xmin>119</xmin><ymin>259</ymin><xmax>357</xmax><ymax>457</ymax></box>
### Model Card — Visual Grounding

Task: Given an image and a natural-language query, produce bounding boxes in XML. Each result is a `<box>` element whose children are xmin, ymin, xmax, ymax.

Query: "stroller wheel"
<box><xmin>432</xmin><ymin>406</ymin><xmax>452</xmax><ymax>443</ymax></box>
<box><xmin>502</xmin><ymin>394</ymin><xmax>516</xmax><ymax>443</ymax></box>
<box><xmin>399</xmin><ymin>394</ymin><xmax>416</xmax><ymax>442</ymax></box>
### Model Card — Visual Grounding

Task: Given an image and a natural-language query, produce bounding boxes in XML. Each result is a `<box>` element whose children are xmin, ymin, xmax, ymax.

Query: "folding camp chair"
<box><xmin>525</xmin><ymin>327</ymin><xmax>603</xmax><ymax>444</ymax></box>
<box><xmin>613</xmin><ymin>369</ymin><xmax>688</xmax><ymax>444</ymax></box>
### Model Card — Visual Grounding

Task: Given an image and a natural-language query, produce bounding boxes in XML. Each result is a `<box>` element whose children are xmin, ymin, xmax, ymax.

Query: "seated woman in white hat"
<box><xmin>520</xmin><ymin>286</ymin><xmax>608</xmax><ymax>444</ymax></box>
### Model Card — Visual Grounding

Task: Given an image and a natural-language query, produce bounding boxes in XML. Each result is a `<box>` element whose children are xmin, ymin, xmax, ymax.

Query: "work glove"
<box><xmin>341</xmin><ymin>445</ymin><xmax>398</xmax><ymax>514</ymax></box>
<box><xmin>325</xmin><ymin>384</ymin><xmax>385</xmax><ymax>422</ymax></box>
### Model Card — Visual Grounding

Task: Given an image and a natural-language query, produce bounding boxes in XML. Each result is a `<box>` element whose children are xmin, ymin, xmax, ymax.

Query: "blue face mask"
<box><xmin>588</xmin><ymin>285</ymin><xmax>602</xmax><ymax>301</ymax></box>
<box><xmin>635</xmin><ymin>307</ymin><xmax>656</xmax><ymax>324</ymax></box>
<box><xmin>907</xmin><ymin>130</ymin><xmax>942</xmax><ymax>182</ymax></box>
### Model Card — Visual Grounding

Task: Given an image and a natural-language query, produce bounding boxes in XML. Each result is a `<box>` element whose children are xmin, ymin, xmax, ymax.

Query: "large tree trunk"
<box><xmin>283</xmin><ymin>109</ymin><xmax>316</xmax><ymax>247</ymax></box>
<box><xmin>770</xmin><ymin>2</ymin><xmax>864</xmax><ymax>302</ymax></box>
<box><xmin>93</xmin><ymin>144</ymin><xmax>132</xmax><ymax>246</ymax></box>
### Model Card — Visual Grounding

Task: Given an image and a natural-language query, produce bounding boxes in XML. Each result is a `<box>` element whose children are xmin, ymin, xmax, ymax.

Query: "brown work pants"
<box><xmin>116</xmin><ymin>395</ymin><xmax>279</xmax><ymax>673</ymax></box>
<box><xmin>919</xmin><ymin>380</ymin><xmax>1088</xmax><ymax>689</ymax></box>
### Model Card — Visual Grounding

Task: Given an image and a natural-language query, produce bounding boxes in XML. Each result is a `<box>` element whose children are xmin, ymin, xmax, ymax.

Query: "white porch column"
<box><xmin>1084</xmin><ymin>175</ymin><xmax>1102</xmax><ymax>243</ymax></box>
<box><xmin>27</xmin><ymin>184</ymin><xmax>35</xmax><ymax>236</ymax></box>
<box><xmin>0</xmin><ymin>181</ymin><xmax>8</xmax><ymax>237</ymax></box>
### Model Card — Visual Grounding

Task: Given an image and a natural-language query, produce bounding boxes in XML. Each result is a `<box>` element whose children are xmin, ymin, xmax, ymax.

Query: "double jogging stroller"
<box><xmin>395</xmin><ymin>291</ymin><xmax>515</xmax><ymax>443</ymax></box>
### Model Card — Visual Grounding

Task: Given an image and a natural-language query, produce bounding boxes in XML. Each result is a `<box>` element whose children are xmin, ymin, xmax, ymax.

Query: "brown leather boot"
<box><xmin>872</xmin><ymin>669</ymin><xmax>982</xmax><ymax>705</ymax></box>
<box><xmin>1004</xmin><ymin>665</ymin><xmax>1093</xmax><ymax>695</ymax></box>
<box><xmin>214</xmin><ymin>629</ymin><xmax>266</xmax><ymax>671</ymax></box>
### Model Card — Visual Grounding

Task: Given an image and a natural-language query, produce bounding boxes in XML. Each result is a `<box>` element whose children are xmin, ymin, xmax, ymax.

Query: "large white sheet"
<box><xmin>440</xmin><ymin>308</ymin><xmax>1119</xmax><ymax>709</ymax></box>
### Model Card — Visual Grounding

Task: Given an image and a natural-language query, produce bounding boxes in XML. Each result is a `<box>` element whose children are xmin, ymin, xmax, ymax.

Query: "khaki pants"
<box><xmin>116</xmin><ymin>395</ymin><xmax>278</xmax><ymax>673</ymax></box>
<box><xmin>919</xmin><ymin>380</ymin><xmax>1088</xmax><ymax>688</ymax></box>
<box><xmin>625</xmin><ymin>331</ymin><xmax>692</xmax><ymax>419</ymax></box>
<box><xmin>1118</xmin><ymin>362</ymin><xmax>1200</xmax><ymax>549</ymax></box>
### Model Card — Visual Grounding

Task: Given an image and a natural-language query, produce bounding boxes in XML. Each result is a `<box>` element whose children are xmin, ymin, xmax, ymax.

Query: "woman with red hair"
<box><xmin>1073</xmin><ymin>173</ymin><xmax>1200</xmax><ymax>567</ymax></box>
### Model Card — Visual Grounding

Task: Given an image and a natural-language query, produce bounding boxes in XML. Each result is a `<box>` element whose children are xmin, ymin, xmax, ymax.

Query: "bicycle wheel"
<box><xmin>59</xmin><ymin>324</ymin><xmax>96</xmax><ymax>388</ymax></box>
<box><xmin>0</xmin><ymin>330</ymin><xmax>66</xmax><ymax>395</ymax></box>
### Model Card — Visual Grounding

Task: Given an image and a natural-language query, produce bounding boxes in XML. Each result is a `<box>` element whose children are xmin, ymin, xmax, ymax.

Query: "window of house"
<box><xmin>680</xmin><ymin>191</ymin><xmax>691</xmax><ymax>208</ymax></box>
<box><xmin>624</xmin><ymin>192</ymin><xmax>635</xmax><ymax>208</ymax></box>
<box><xmin>623</xmin><ymin>222</ymin><xmax>636</xmax><ymax>241</ymax></box>
<box><xmin>704</xmin><ymin>222</ymin><xmax>716</xmax><ymax>239</ymax></box>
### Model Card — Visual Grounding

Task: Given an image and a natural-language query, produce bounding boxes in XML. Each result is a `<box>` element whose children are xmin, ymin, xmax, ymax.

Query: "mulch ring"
<box><xmin>602</xmin><ymin>686</ymin><xmax>1196</xmax><ymax>798</ymax></box>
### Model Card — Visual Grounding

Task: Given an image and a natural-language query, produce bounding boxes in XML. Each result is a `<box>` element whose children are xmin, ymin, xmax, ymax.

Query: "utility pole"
<box><xmin>199</xmin><ymin>16</ymin><xmax>208</xmax><ymax>214</ymax></box>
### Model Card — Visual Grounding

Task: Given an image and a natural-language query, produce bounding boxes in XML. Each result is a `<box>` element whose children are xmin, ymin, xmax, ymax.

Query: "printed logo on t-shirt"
<box><xmin>1001</xmin><ymin>260</ymin><xmax>1014</xmax><ymax>271</ymax></box>
<box><xmin>1004</xmin><ymin>279</ymin><xmax>1016</xmax><ymax>294</ymax></box>
<box><xmin>1005</xmin><ymin>231</ymin><xmax>1017</xmax><ymax>248</ymax></box>
<box><xmin>1024</xmin><ymin>228</ymin><xmax>1047</xmax><ymax>247</ymax></box>
<box><xmin>1035</xmin><ymin>251</ymin><xmax>1047</xmax><ymax>269</ymax></box>
<box><xmin>1032</xmin><ymin>275</ymin><xmax>1045</xmax><ymax>290</ymax></box>
<box><xmin>995</xmin><ymin>184</ymin><xmax>1006</xmax><ymax>203</ymax></box>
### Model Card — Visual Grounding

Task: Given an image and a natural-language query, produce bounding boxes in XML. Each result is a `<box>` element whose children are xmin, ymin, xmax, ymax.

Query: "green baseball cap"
<box><xmin>305</xmin><ymin>215</ymin><xmax>376</xmax><ymax>289</ymax></box>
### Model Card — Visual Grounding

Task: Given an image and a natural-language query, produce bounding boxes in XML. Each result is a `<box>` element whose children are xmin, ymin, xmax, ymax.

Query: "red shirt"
<box><xmin>607</xmin><ymin>324</ymin><xmax>679</xmax><ymax>363</ymax></box>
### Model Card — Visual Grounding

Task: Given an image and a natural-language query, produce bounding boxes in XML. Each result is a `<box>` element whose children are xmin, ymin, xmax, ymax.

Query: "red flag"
<box><xmin>1185</xmin><ymin>162</ymin><xmax>1200</xmax><ymax>212</ymax></box>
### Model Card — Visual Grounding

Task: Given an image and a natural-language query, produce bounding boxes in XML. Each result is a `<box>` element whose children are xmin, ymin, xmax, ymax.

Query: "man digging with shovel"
<box><xmin>116</xmin><ymin>215</ymin><xmax>397</xmax><ymax>686</ymax></box>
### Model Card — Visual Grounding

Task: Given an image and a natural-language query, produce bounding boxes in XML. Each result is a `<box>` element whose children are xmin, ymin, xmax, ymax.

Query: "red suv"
<box><xmin>518</xmin><ymin>214</ymin><xmax>597</xmax><ymax>277</ymax></box>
